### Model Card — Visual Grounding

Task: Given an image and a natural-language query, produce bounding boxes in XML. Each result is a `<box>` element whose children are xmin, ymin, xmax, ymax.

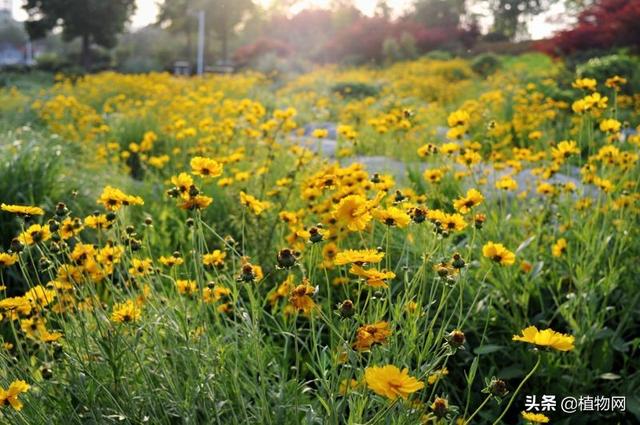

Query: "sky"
<box><xmin>10</xmin><ymin>0</ymin><xmax>570</xmax><ymax>40</ymax></box>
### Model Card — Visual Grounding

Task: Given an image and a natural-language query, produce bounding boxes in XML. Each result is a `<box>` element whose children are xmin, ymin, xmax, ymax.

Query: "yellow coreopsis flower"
<box><xmin>551</xmin><ymin>238</ymin><xmax>567</xmax><ymax>257</ymax></box>
<box><xmin>522</xmin><ymin>411</ymin><xmax>550</xmax><ymax>423</ymax></box>
<box><xmin>111</xmin><ymin>299</ymin><xmax>142</xmax><ymax>324</ymax></box>
<box><xmin>17</xmin><ymin>224</ymin><xmax>51</xmax><ymax>246</ymax></box>
<box><xmin>482</xmin><ymin>242</ymin><xmax>515</xmax><ymax>266</ymax></box>
<box><xmin>364</xmin><ymin>365</ymin><xmax>424</xmax><ymax>400</ymax></box>
<box><xmin>372</xmin><ymin>206</ymin><xmax>410</xmax><ymax>228</ymax></box>
<box><xmin>513</xmin><ymin>325</ymin><xmax>575</xmax><ymax>351</ymax></box>
<box><xmin>0</xmin><ymin>380</ymin><xmax>30</xmax><ymax>411</ymax></box>
<box><xmin>453</xmin><ymin>188</ymin><xmax>484</xmax><ymax>214</ymax></box>
<box><xmin>239</xmin><ymin>191</ymin><xmax>270</xmax><ymax>215</ymax></box>
<box><xmin>1</xmin><ymin>203</ymin><xmax>44</xmax><ymax>217</ymax></box>
<box><xmin>334</xmin><ymin>249</ymin><xmax>384</xmax><ymax>266</ymax></box>
<box><xmin>333</xmin><ymin>194</ymin><xmax>372</xmax><ymax>232</ymax></box>
<box><xmin>0</xmin><ymin>252</ymin><xmax>18</xmax><ymax>267</ymax></box>
<box><xmin>190</xmin><ymin>156</ymin><xmax>223</xmax><ymax>178</ymax></box>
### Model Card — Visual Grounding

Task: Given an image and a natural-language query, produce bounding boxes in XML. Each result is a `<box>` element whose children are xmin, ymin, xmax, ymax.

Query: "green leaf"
<box><xmin>474</xmin><ymin>344</ymin><xmax>503</xmax><ymax>355</ymax></box>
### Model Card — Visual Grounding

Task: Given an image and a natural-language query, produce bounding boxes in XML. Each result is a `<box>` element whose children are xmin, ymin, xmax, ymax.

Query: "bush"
<box><xmin>577</xmin><ymin>54</ymin><xmax>640</xmax><ymax>93</ymax></box>
<box><xmin>540</xmin><ymin>0</ymin><xmax>640</xmax><ymax>55</ymax></box>
<box><xmin>471</xmin><ymin>53</ymin><xmax>501</xmax><ymax>78</ymax></box>
<box><xmin>331</xmin><ymin>82</ymin><xmax>379</xmax><ymax>99</ymax></box>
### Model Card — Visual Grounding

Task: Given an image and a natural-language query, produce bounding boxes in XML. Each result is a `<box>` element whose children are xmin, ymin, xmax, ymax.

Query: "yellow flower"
<box><xmin>0</xmin><ymin>380</ymin><xmax>30</xmax><ymax>411</ymax></box>
<box><xmin>482</xmin><ymin>242</ymin><xmax>515</xmax><ymax>266</ymax></box>
<box><xmin>551</xmin><ymin>238</ymin><xmax>567</xmax><ymax>257</ymax></box>
<box><xmin>203</xmin><ymin>250</ymin><xmax>226</xmax><ymax>267</ymax></box>
<box><xmin>159</xmin><ymin>254</ymin><xmax>184</xmax><ymax>267</ymax></box>
<box><xmin>453</xmin><ymin>188</ymin><xmax>484</xmax><ymax>214</ymax></box>
<box><xmin>496</xmin><ymin>175</ymin><xmax>518</xmax><ymax>191</ymax></box>
<box><xmin>521</xmin><ymin>411</ymin><xmax>550</xmax><ymax>423</ymax></box>
<box><xmin>354</xmin><ymin>321</ymin><xmax>392</xmax><ymax>351</ymax></box>
<box><xmin>190</xmin><ymin>156</ymin><xmax>223</xmax><ymax>178</ymax></box>
<box><xmin>372</xmin><ymin>206</ymin><xmax>410</xmax><ymax>227</ymax></box>
<box><xmin>0</xmin><ymin>252</ymin><xmax>18</xmax><ymax>267</ymax></box>
<box><xmin>312</xmin><ymin>128</ymin><xmax>328</xmax><ymax>138</ymax></box>
<box><xmin>176</xmin><ymin>279</ymin><xmax>198</xmax><ymax>296</ymax></box>
<box><xmin>1</xmin><ymin>203</ymin><xmax>44</xmax><ymax>216</ymax></box>
<box><xmin>170</xmin><ymin>173</ymin><xmax>194</xmax><ymax>199</ymax></box>
<box><xmin>111</xmin><ymin>299</ymin><xmax>142</xmax><ymax>324</ymax></box>
<box><xmin>349</xmin><ymin>264</ymin><xmax>395</xmax><ymax>288</ymax></box>
<box><xmin>333</xmin><ymin>195</ymin><xmax>372</xmax><ymax>232</ymax></box>
<box><xmin>334</xmin><ymin>249</ymin><xmax>384</xmax><ymax>266</ymax></box>
<box><xmin>288</xmin><ymin>281</ymin><xmax>316</xmax><ymax>314</ymax></box>
<box><xmin>572</xmin><ymin>78</ymin><xmax>596</xmax><ymax>91</ymax></box>
<box><xmin>239</xmin><ymin>191</ymin><xmax>270</xmax><ymax>215</ymax></box>
<box><xmin>129</xmin><ymin>258</ymin><xmax>153</xmax><ymax>277</ymax></box>
<box><xmin>536</xmin><ymin>182</ymin><xmax>556</xmax><ymax>196</ymax></box>
<box><xmin>599</xmin><ymin>118</ymin><xmax>621</xmax><ymax>134</ymax></box>
<box><xmin>17</xmin><ymin>224</ymin><xmax>51</xmax><ymax>246</ymax></box>
<box><xmin>59</xmin><ymin>217</ymin><xmax>84</xmax><ymax>239</ymax></box>
<box><xmin>364</xmin><ymin>365</ymin><xmax>424</xmax><ymax>400</ymax></box>
<box><xmin>513</xmin><ymin>325</ymin><xmax>575</xmax><ymax>351</ymax></box>
<box><xmin>97</xmin><ymin>186</ymin><xmax>144</xmax><ymax>211</ymax></box>
<box><xmin>423</xmin><ymin>168</ymin><xmax>445</xmax><ymax>183</ymax></box>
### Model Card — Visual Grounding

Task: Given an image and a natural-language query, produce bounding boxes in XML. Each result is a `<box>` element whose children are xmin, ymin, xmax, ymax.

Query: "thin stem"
<box><xmin>491</xmin><ymin>352</ymin><xmax>541</xmax><ymax>425</ymax></box>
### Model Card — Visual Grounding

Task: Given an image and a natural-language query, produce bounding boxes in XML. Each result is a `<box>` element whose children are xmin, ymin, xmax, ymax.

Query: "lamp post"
<box><xmin>196</xmin><ymin>10</ymin><xmax>205</xmax><ymax>75</ymax></box>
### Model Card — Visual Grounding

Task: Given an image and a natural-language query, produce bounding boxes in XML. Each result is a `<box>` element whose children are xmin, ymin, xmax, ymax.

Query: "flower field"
<box><xmin>0</xmin><ymin>54</ymin><xmax>639</xmax><ymax>424</ymax></box>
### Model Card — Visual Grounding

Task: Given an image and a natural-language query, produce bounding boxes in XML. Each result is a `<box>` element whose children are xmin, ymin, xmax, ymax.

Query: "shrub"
<box><xmin>577</xmin><ymin>54</ymin><xmax>640</xmax><ymax>92</ymax></box>
<box><xmin>471</xmin><ymin>53</ymin><xmax>502</xmax><ymax>78</ymax></box>
<box><xmin>331</xmin><ymin>81</ymin><xmax>379</xmax><ymax>99</ymax></box>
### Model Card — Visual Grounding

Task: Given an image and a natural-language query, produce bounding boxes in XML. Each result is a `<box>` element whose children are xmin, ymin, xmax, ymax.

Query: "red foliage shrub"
<box><xmin>538</xmin><ymin>0</ymin><xmax>640</xmax><ymax>54</ymax></box>
<box><xmin>233</xmin><ymin>38</ymin><xmax>292</xmax><ymax>65</ymax></box>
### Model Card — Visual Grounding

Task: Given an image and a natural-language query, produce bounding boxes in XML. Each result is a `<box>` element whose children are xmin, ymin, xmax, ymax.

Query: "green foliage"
<box><xmin>23</xmin><ymin>0</ymin><xmax>136</xmax><ymax>69</ymax></box>
<box><xmin>577</xmin><ymin>53</ymin><xmax>640</xmax><ymax>93</ymax></box>
<box><xmin>331</xmin><ymin>82</ymin><xmax>380</xmax><ymax>99</ymax></box>
<box><xmin>471</xmin><ymin>53</ymin><xmax>501</xmax><ymax>78</ymax></box>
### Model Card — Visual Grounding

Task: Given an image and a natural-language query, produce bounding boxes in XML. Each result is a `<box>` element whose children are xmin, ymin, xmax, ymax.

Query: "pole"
<box><xmin>197</xmin><ymin>10</ymin><xmax>205</xmax><ymax>75</ymax></box>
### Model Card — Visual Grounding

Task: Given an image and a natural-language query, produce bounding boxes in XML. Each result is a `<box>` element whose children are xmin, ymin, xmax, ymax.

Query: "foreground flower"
<box><xmin>333</xmin><ymin>195</ymin><xmax>372</xmax><ymax>232</ymax></box>
<box><xmin>0</xmin><ymin>252</ymin><xmax>18</xmax><ymax>267</ymax></box>
<box><xmin>17</xmin><ymin>224</ymin><xmax>51</xmax><ymax>246</ymax></box>
<box><xmin>364</xmin><ymin>365</ymin><xmax>424</xmax><ymax>400</ymax></box>
<box><xmin>482</xmin><ymin>242</ymin><xmax>515</xmax><ymax>266</ymax></box>
<box><xmin>512</xmin><ymin>326</ymin><xmax>575</xmax><ymax>351</ymax></box>
<box><xmin>522</xmin><ymin>411</ymin><xmax>550</xmax><ymax>423</ymax></box>
<box><xmin>1</xmin><ymin>203</ymin><xmax>44</xmax><ymax>217</ymax></box>
<box><xmin>0</xmin><ymin>380</ymin><xmax>30</xmax><ymax>411</ymax></box>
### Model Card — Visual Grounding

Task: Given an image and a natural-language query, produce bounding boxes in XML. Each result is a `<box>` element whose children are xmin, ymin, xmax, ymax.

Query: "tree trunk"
<box><xmin>185</xmin><ymin>23</ymin><xmax>192</xmax><ymax>61</ymax></box>
<box><xmin>81</xmin><ymin>33</ymin><xmax>92</xmax><ymax>71</ymax></box>
<box><xmin>221</xmin><ymin>17</ymin><xmax>228</xmax><ymax>64</ymax></box>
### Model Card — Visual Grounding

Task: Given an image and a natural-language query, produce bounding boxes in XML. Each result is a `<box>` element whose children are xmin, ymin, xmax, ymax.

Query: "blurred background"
<box><xmin>0</xmin><ymin>0</ymin><xmax>638</xmax><ymax>75</ymax></box>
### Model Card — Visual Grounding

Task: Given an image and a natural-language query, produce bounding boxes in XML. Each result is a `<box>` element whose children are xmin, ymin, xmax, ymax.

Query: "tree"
<box><xmin>486</xmin><ymin>0</ymin><xmax>557</xmax><ymax>40</ymax></box>
<box><xmin>413</xmin><ymin>0</ymin><xmax>466</xmax><ymax>29</ymax></box>
<box><xmin>157</xmin><ymin>0</ymin><xmax>196</xmax><ymax>60</ymax></box>
<box><xmin>158</xmin><ymin>0</ymin><xmax>254</xmax><ymax>65</ymax></box>
<box><xmin>23</xmin><ymin>0</ymin><xmax>136</xmax><ymax>70</ymax></box>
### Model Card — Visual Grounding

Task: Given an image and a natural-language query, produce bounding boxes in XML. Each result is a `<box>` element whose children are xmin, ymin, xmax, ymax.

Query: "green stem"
<box><xmin>465</xmin><ymin>394</ymin><xmax>492</xmax><ymax>425</ymax></box>
<box><xmin>491</xmin><ymin>352</ymin><xmax>541</xmax><ymax>425</ymax></box>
